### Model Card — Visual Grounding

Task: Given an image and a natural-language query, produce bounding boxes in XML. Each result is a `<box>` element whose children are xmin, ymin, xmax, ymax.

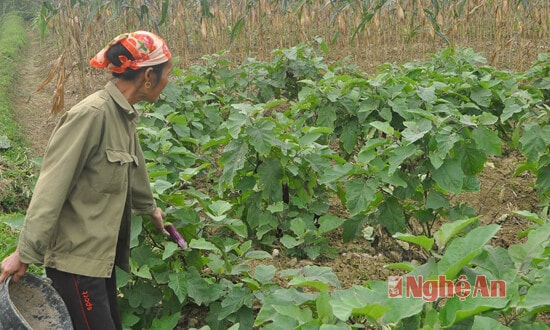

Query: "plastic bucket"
<box><xmin>0</xmin><ymin>273</ymin><xmax>73</xmax><ymax>330</ymax></box>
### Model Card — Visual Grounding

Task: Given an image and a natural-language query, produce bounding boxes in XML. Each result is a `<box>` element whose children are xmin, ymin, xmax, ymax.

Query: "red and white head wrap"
<box><xmin>90</xmin><ymin>31</ymin><xmax>171</xmax><ymax>73</ymax></box>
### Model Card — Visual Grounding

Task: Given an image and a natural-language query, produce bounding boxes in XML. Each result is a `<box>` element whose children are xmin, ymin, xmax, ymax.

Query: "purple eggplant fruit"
<box><xmin>164</xmin><ymin>223</ymin><xmax>187</xmax><ymax>250</ymax></box>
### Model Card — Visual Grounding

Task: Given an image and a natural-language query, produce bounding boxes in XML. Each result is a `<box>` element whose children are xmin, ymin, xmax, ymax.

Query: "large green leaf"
<box><xmin>331</xmin><ymin>281</ymin><xmax>425</xmax><ymax>325</ymax></box>
<box><xmin>168</xmin><ymin>272</ymin><xmax>188</xmax><ymax>303</ymax></box>
<box><xmin>440</xmin><ymin>294</ymin><xmax>509</xmax><ymax>327</ymax></box>
<box><xmin>378</xmin><ymin>197</ymin><xmax>407</xmax><ymax>234</ymax></box>
<box><xmin>246</xmin><ymin>119</ymin><xmax>276</xmax><ymax>156</ymax></box>
<box><xmin>401</xmin><ymin>118</ymin><xmax>432</xmax><ymax>143</ymax></box>
<box><xmin>433</xmin><ymin>217</ymin><xmax>478</xmax><ymax>249</ymax></box>
<box><xmin>393</xmin><ymin>233</ymin><xmax>434</xmax><ymax>252</ymax></box>
<box><xmin>345</xmin><ymin>178</ymin><xmax>378</xmax><ymax>216</ymax></box>
<box><xmin>508</xmin><ymin>222</ymin><xmax>550</xmax><ymax>267</ymax></box>
<box><xmin>432</xmin><ymin>158</ymin><xmax>464</xmax><ymax>193</ymax></box>
<box><xmin>219</xmin><ymin>138</ymin><xmax>248</xmax><ymax>188</ymax></box>
<box><xmin>388</xmin><ymin>144</ymin><xmax>419</xmax><ymax>176</ymax></box>
<box><xmin>186</xmin><ymin>268</ymin><xmax>225</xmax><ymax>305</ymax></box>
<box><xmin>472</xmin><ymin>126</ymin><xmax>502</xmax><ymax>156</ymax></box>
<box><xmin>257</xmin><ymin>158</ymin><xmax>283</xmax><ymax>201</ymax></box>
<box><xmin>519</xmin><ymin>122</ymin><xmax>547</xmax><ymax>163</ymax></box>
<box><xmin>438</xmin><ymin>224</ymin><xmax>500</xmax><ymax>279</ymax></box>
<box><xmin>218</xmin><ymin>286</ymin><xmax>254</xmax><ymax>320</ymax></box>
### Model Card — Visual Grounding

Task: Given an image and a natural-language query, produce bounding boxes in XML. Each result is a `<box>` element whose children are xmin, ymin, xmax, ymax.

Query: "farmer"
<box><xmin>0</xmin><ymin>31</ymin><xmax>173</xmax><ymax>329</ymax></box>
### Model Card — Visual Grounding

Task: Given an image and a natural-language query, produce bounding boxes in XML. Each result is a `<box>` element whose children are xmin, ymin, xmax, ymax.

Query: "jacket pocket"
<box><xmin>96</xmin><ymin>149</ymin><xmax>137</xmax><ymax>194</ymax></box>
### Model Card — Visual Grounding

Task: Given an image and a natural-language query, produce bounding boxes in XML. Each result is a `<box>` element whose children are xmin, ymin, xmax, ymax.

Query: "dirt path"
<box><xmin>9</xmin><ymin>28</ymin><xmax>61</xmax><ymax>156</ymax></box>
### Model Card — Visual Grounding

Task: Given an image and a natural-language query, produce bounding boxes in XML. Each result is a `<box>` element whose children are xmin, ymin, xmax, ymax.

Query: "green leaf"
<box><xmin>230</xmin><ymin>16</ymin><xmax>245</xmax><ymax>44</ymax></box>
<box><xmin>125</xmin><ymin>281</ymin><xmax>163</xmax><ymax>308</ymax></box>
<box><xmin>272</xmin><ymin>304</ymin><xmax>313</xmax><ymax>324</ymax></box>
<box><xmin>393</xmin><ymin>233</ymin><xmax>434</xmax><ymax>251</ymax></box>
<box><xmin>283</xmin><ymin>266</ymin><xmax>341</xmax><ymax>289</ymax></box>
<box><xmin>246</xmin><ymin>120</ymin><xmax>276</xmax><ymax>156</ymax></box>
<box><xmin>519</xmin><ymin>277</ymin><xmax>550</xmax><ymax>312</ymax></box>
<box><xmin>429</xmin><ymin>128</ymin><xmax>460</xmax><ymax>169</ymax></box>
<box><xmin>168</xmin><ymin>272</ymin><xmax>188</xmax><ymax>303</ymax></box>
<box><xmin>401</xmin><ymin>118</ymin><xmax>432</xmax><ymax>143</ymax></box>
<box><xmin>152</xmin><ymin>179</ymin><xmax>174</xmax><ymax>194</ymax></box>
<box><xmin>434</xmin><ymin>217</ymin><xmax>478</xmax><ymax>249</ymax></box>
<box><xmin>280</xmin><ymin>234</ymin><xmax>304</xmax><ymax>248</ymax></box>
<box><xmin>432</xmin><ymin>158</ymin><xmax>463</xmax><ymax>193</ymax></box>
<box><xmin>378</xmin><ymin>197</ymin><xmax>407</xmax><ymax>234</ymax></box>
<box><xmin>253</xmin><ymin>265</ymin><xmax>277</xmax><ymax>285</ymax></box>
<box><xmin>472</xmin><ymin>246</ymin><xmax>515</xmax><ymax>280</ymax></box>
<box><xmin>472</xmin><ymin>126</ymin><xmax>502</xmax><ymax>156</ymax></box>
<box><xmin>388</xmin><ymin>144</ymin><xmax>419</xmax><ymax>176</ymax></box>
<box><xmin>345</xmin><ymin>178</ymin><xmax>378</xmax><ymax>216</ymax></box>
<box><xmin>460</xmin><ymin>143</ymin><xmax>487</xmax><ymax>175</ymax></box>
<box><xmin>536</xmin><ymin>164</ymin><xmax>550</xmax><ymax>197</ymax></box>
<box><xmin>471</xmin><ymin>316</ymin><xmax>511</xmax><ymax>330</ymax></box>
<box><xmin>426</xmin><ymin>190</ymin><xmax>450</xmax><ymax>210</ymax></box>
<box><xmin>438</xmin><ymin>224</ymin><xmax>500</xmax><ymax>279</ymax></box>
<box><xmin>187</xmin><ymin>268</ymin><xmax>225</xmax><ymax>305</ymax></box>
<box><xmin>219</xmin><ymin>139</ymin><xmax>248</xmax><ymax>189</ymax></box>
<box><xmin>512</xmin><ymin>210</ymin><xmax>545</xmax><ymax>225</ymax></box>
<box><xmin>244</xmin><ymin>250</ymin><xmax>272</xmax><ymax>260</ymax></box>
<box><xmin>121</xmin><ymin>313</ymin><xmax>140</xmax><ymax>328</ymax></box>
<box><xmin>470</xmin><ymin>86</ymin><xmax>492</xmax><ymax>107</ymax></box>
<box><xmin>254</xmin><ymin>288</ymin><xmax>317</xmax><ymax>327</ymax></box>
<box><xmin>258</xmin><ymin>158</ymin><xmax>283</xmax><ymax>201</ymax></box>
<box><xmin>319</xmin><ymin>163</ymin><xmax>353</xmax><ymax>186</ymax></box>
<box><xmin>370</xmin><ymin>121</ymin><xmax>395</xmax><ymax>135</ymax></box>
<box><xmin>0</xmin><ymin>213</ymin><xmax>25</xmax><ymax>230</ymax></box>
<box><xmin>162</xmin><ymin>241</ymin><xmax>179</xmax><ymax>260</ymax></box>
<box><xmin>317</xmin><ymin>214</ymin><xmax>345</xmax><ymax>234</ymax></box>
<box><xmin>219</xmin><ymin>286</ymin><xmax>254</xmax><ymax>320</ymax></box>
<box><xmin>316</xmin><ymin>291</ymin><xmax>334</xmax><ymax>324</ymax></box>
<box><xmin>417</xmin><ymin>86</ymin><xmax>436</xmax><ymax>103</ymax></box>
<box><xmin>440</xmin><ymin>294</ymin><xmax>509</xmax><ymax>326</ymax></box>
<box><xmin>501</xmin><ymin>97</ymin><xmax>526</xmax><ymax>121</ymax></box>
<box><xmin>340</xmin><ymin>121</ymin><xmax>359</xmax><ymax>154</ymax></box>
<box><xmin>189</xmin><ymin>238</ymin><xmax>220</xmax><ymax>251</ymax></box>
<box><xmin>208</xmin><ymin>200</ymin><xmax>232</xmax><ymax>216</ymax></box>
<box><xmin>288</xmin><ymin>275</ymin><xmax>331</xmax><ymax>291</ymax></box>
<box><xmin>519</xmin><ymin>122</ymin><xmax>547</xmax><ymax>163</ymax></box>
<box><xmin>330</xmin><ymin>281</ymin><xmax>425</xmax><ymax>324</ymax></box>
<box><xmin>226</xmin><ymin>110</ymin><xmax>248</xmax><ymax>138</ymax></box>
<box><xmin>508</xmin><ymin>222</ymin><xmax>550</xmax><ymax>266</ymax></box>
<box><xmin>150</xmin><ymin>313</ymin><xmax>181</xmax><ymax>330</ymax></box>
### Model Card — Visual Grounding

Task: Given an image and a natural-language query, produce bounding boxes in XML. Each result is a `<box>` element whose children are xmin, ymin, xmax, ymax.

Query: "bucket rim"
<box><xmin>1</xmin><ymin>275</ymin><xmax>33</xmax><ymax>329</ymax></box>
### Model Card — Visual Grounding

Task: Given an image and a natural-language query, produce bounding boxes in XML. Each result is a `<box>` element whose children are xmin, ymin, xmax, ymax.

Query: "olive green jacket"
<box><xmin>17</xmin><ymin>81</ymin><xmax>156</xmax><ymax>278</ymax></box>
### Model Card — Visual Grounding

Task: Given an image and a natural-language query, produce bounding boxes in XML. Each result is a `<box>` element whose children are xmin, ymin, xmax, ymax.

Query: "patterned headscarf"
<box><xmin>90</xmin><ymin>31</ymin><xmax>171</xmax><ymax>73</ymax></box>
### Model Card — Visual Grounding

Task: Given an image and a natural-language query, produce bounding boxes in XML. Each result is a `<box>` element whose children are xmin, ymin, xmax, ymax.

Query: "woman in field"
<box><xmin>0</xmin><ymin>30</ymin><xmax>173</xmax><ymax>329</ymax></box>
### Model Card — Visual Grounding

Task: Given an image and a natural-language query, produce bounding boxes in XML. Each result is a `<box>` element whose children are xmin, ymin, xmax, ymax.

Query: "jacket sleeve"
<box><xmin>131</xmin><ymin>133</ymin><xmax>157</xmax><ymax>216</ymax></box>
<box><xmin>17</xmin><ymin>108</ymin><xmax>102</xmax><ymax>265</ymax></box>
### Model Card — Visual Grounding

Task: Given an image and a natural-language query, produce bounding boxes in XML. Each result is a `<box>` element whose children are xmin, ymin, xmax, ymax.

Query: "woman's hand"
<box><xmin>149</xmin><ymin>207</ymin><xmax>169</xmax><ymax>236</ymax></box>
<box><xmin>0</xmin><ymin>250</ymin><xmax>29</xmax><ymax>283</ymax></box>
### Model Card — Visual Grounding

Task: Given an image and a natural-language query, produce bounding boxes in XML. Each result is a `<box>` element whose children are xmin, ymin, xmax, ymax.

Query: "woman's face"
<box><xmin>144</xmin><ymin>59</ymin><xmax>173</xmax><ymax>103</ymax></box>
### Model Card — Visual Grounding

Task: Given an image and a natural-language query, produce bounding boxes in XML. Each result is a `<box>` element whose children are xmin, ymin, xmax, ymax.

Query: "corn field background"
<box><xmin>12</xmin><ymin>0</ymin><xmax>549</xmax><ymax>114</ymax></box>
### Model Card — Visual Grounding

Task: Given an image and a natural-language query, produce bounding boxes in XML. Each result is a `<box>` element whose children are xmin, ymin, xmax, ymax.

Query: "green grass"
<box><xmin>0</xmin><ymin>223</ymin><xmax>19</xmax><ymax>259</ymax></box>
<box><xmin>0</xmin><ymin>13</ymin><xmax>36</xmax><ymax>214</ymax></box>
<box><xmin>0</xmin><ymin>13</ymin><xmax>37</xmax><ymax>265</ymax></box>
<box><xmin>0</xmin><ymin>214</ymin><xmax>44</xmax><ymax>275</ymax></box>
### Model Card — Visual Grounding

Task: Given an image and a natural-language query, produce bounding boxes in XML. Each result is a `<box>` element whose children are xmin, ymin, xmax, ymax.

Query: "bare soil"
<box><xmin>10</xmin><ymin>27</ymin><xmax>543</xmax><ymax>329</ymax></box>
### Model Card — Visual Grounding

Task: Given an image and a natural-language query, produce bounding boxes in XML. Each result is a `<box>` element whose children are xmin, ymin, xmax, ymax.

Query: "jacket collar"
<box><xmin>105</xmin><ymin>81</ymin><xmax>139</xmax><ymax>122</ymax></box>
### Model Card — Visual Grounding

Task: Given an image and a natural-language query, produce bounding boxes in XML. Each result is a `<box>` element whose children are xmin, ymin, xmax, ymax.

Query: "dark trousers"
<box><xmin>46</xmin><ymin>267</ymin><xmax>122</xmax><ymax>330</ymax></box>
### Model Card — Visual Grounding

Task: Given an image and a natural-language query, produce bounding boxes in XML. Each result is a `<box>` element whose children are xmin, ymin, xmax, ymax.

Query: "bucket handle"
<box><xmin>0</xmin><ymin>275</ymin><xmax>12</xmax><ymax>293</ymax></box>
